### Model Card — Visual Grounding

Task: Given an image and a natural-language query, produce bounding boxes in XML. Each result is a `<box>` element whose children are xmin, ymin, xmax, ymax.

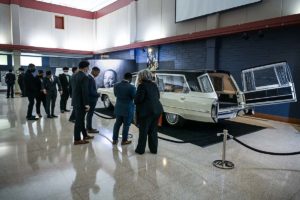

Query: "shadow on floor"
<box><xmin>94</xmin><ymin>107</ymin><xmax>265</xmax><ymax>147</ymax></box>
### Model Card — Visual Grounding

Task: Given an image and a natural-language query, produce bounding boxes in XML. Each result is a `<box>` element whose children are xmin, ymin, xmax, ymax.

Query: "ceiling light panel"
<box><xmin>36</xmin><ymin>0</ymin><xmax>117</xmax><ymax>12</ymax></box>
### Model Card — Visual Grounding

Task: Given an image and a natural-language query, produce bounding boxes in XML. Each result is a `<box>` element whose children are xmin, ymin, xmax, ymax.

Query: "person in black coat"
<box><xmin>86</xmin><ymin>67</ymin><xmax>101</xmax><ymax>133</ymax></box>
<box><xmin>59</xmin><ymin>67</ymin><xmax>71</xmax><ymax>113</ymax></box>
<box><xmin>24</xmin><ymin>64</ymin><xmax>38</xmax><ymax>120</ymax></box>
<box><xmin>18</xmin><ymin>68</ymin><xmax>25</xmax><ymax>97</ymax></box>
<box><xmin>5</xmin><ymin>69</ymin><xmax>16</xmax><ymax>98</ymax></box>
<box><xmin>134</xmin><ymin>69</ymin><xmax>163</xmax><ymax>155</ymax></box>
<box><xmin>43</xmin><ymin>70</ymin><xmax>62</xmax><ymax>118</ymax></box>
<box><xmin>69</xmin><ymin>67</ymin><xmax>78</xmax><ymax>123</ymax></box>
<box><xmin>35</xmin><ymin>70</ymin><xmax>47</xmax><ymax>118</ymax></box>
<box><xmin>112</xmin><ymin>73</ymin><xmax>136</xmax><ymax>145</ymax></box>
<box><xmin>71</xmin><ymin>61</ymin><xmax>94</xmax><ymax>145</ymax></box>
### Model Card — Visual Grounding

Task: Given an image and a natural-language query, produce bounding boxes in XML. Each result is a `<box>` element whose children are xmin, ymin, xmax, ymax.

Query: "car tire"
<box><xmin>164</xmin><ymin>113</ymin><xmax>185</xmax><ymax>127</ymax></box>
<box><xmin>102</xmin><ymin>95</ymin><xmax>113</xmax><ymax>110</ymax></box>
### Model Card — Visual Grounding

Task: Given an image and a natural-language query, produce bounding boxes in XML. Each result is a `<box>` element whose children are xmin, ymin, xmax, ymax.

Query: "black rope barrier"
<box><xmin>232</xmin><ymin>137</ymin><xmax>300</xmax><ymax>156</ymax></box>
<box><xmin>93</xmin><ymin>111</ymin><xmax>300</xmax><ymax>156</ymax></box>
<box><xmin>93</xmin><ymin>111</ymin><xmax>116</xmax><ymax>119</ymax></box>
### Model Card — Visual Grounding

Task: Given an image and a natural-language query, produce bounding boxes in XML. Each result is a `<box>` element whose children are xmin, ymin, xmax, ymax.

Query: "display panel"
<box><xmin>176</xmin><ymin>0</ymin><xmax>261</xmax><ymax>22</ymax></box>
<box><xmin>0</xmin><ymin>55</ymin><xmax>7</xmax><ymax>65</ymax></box>
<box><xmin>20</xmin><ymin>56</ymin><xmax>42</xmax><ymax>67</ymax></box>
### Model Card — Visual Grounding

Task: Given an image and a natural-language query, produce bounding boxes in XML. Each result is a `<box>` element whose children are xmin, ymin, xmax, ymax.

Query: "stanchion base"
<box><xmin>213</xmin><ymin>160</ymin><xmax>235</xmax><ymax>169</ymax></box>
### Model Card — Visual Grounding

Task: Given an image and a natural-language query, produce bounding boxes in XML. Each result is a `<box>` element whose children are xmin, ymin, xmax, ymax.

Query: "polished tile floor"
<box><xmin>0</xmin><ymin>94</ymin><xmax>300</xmax><ymax>200</ymax></box>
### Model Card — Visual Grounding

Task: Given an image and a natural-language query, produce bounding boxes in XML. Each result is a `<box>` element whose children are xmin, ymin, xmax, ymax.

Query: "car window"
<box><xmin>156</xmin><ymin>74</ymin><xmax>190</xmax><ymax>93</ymax></box>
<box><xmin>131</xmin><ymin>75</ymin><xmax>137</xmax><ymax>86</ymax></box>
<box><xmin>198</xmin><ymin>75</ymin><xmax>214</xmax><ymax>93</ymax></box>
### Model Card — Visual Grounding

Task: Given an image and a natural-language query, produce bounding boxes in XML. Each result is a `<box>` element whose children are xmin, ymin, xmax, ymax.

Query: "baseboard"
<box><xmin>254</xmin><ymin>113</ymin><xmax>300</xmax><ymax>125</ymax></box>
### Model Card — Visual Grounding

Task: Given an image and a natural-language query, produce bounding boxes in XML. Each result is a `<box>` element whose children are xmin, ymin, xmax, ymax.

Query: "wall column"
<box><xmin>12</xmin><ymin>51</ymin><xmax>21</xmax><ymax>94</ymax></box>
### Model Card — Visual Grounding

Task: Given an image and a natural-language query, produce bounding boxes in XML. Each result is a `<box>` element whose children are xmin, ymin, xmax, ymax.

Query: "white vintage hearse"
<box><xmin>98</xmin><ymin>62</ymin><xmax>297</xmax><ymax>126</ymax></box>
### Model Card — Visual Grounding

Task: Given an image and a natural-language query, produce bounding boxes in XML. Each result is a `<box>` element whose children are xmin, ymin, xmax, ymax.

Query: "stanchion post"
<box><xmin>222</xmin><ymin>129</ymin><xmax>227</xmax><ymax>164</ymax></box>
<box><xmin>213</xmin><ymin>129</ymin><xmax>235</xmax><ymax>169</ymax></box>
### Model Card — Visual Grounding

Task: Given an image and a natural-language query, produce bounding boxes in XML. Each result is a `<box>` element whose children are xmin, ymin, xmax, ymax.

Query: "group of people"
<box><xmin>14</xmin><ymin>60</ymin><xmax>163</xmax><ymax>154</ymax></box>
<box><xmin>22</xmin><ymin>64</ymin><xmax>71</xmax><ymax>120</ymax></box>
<box><xmin>71</xmin><ymin>61</ymin><xmax>163</xmax><ymax>154</ymax></box>
<box><xmin>21</xmin><ymin>62</ymin><xmax>101</xmax><ymax>137</ymax></box>
<box><xmin>112</xmin><ymin>69</ymin><xmax>163</xmax><ymax>154</ymax></box>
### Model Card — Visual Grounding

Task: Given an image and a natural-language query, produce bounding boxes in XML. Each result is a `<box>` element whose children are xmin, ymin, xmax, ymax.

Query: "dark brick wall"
<box><xmin>106</xmin><ymin>50</ymin><xmax>135</xmax><ymax>60</ymax></box>
<box><xmin>134</xmin><ymin>41</ymin><xmax>207</xmax><ymax>71</ymax></box>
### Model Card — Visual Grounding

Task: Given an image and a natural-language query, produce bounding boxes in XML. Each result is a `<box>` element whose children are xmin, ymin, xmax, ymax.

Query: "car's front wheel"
<box><xmin>164</xmin><ymin>113</ymin><xmax>185</xmax><ymax>126</ymax></box>
<box><xmin>102</xmin><ymin>95</ymin><xmax>113</xmax><ymax>109</ymax></box>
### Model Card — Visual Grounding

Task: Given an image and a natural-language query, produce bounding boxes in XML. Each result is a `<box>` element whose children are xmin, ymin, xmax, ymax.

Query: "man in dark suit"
<box><xmin>18</xmin><ymin>68</ymin><xmax>25</xmax><ymax>97</ymax></box>
<box><xmin>69</xmin><ymin>67</ymin><xmax>78</xmax><ymax>123</ymax></box>
<box><xmin>43</xmin><ymin>70</ymin><xmax>62</xmax><ymax>118</ymax></box>
<box><xmin>24</xmin><ymin>63</ymin><xmax>38</xmax><ymax>120</ymax></box>
<box><xmin>112</xmin><ymin>73</ymin><xmax>136</xmax><ymax>145</ymax></box>
<box><xmin>35</xmin><ymin>70</ymin><xmax>47</xmax><ymax>118</ymax></box>
<box><xmin>59</xmin><ymin>67</ymin><xmax>71</xmax><ymax>113</ymax></box>
<box><xmin>5</xmin><ymin>69</ymin><xmax>16</xmax><ymax>98</ymax></box>
<box><xmin>71</xmin><ymin>61</ymin><xmax>94</xmax><ymax>145</ymax></box>
<box><xmin>86</xmin><ymin>67</ymin><xmax>101</xmax><ymax>133</ymax></box>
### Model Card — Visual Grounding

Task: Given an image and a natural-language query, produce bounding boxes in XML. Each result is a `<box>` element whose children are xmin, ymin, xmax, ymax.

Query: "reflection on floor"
<box><xmin>0</xmin><ymin>94</ymin><xmax>300</xmax><ymax>200</ymax></box>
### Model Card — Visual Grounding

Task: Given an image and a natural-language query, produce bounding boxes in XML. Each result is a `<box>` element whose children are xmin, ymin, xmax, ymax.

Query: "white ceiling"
<box><xmin>36</xmin><ymin>0</ymin><xmax>117</xmax><ymax>12</ymax></box>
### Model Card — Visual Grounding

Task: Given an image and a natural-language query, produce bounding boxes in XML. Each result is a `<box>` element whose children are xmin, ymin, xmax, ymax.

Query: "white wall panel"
<box><xmin>282</xmin><ymin>0</ymin><xmax>300</xmax><ymax>16</ymax></box>
<box><xmin>0</xmin><ymin>3</ymin><xmax>11</xmax><ymax>44</ymax></box>
<box><xmin>96</xmin><ymin>5</ymin><xmax>131</xmax><ymax>50</ymax></box>
<box><xmin>161</xmin><ymin>0</ymin><xmax>176</xmax><ymax>37</ymax></box>
<box><xmin>245</xmin><ymin>0</ymin><xmax>282</xmax><ymax>23</ymax></box>
<box><xmin>136</xmin><ymin>0</ymin><xmax>163</xmax><ymax>41</ymax></box>
<box><xmin>19</xmin><ymin>7</ymin><xmax>94</xmax><ymax>51</ymax></box>
<box><xmin>176</xmin><ymin>0</ymin><xmax>261</xmax><ymax>22</ymax></box>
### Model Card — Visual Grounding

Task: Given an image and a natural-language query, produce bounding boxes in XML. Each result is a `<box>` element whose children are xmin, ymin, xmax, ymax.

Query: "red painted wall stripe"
<box><xmin>94</xmin><ymin>0</ymin><xmax>134</xmax><ymax>19</ymax></box>
<box><xmin>18</xmin><ymin>0</ymin><xmax>93</xmax><ymax>19</ymax></box>
<box><xmin>0</xmin><ymin>44</ymin><xmax>93</xmax><ymax>55</ymax></box>
<box><xmin>96</xmin><ymin>13</ymin><xmax>300</xmax><ymax>54</ymax></box>
<box><xmin>0</xmin><ymin>0</ymin><xmax>10</xmax><ymax>4</ymax></box>
<box><xmin>0</xmin><ymin>0</ymin><xmax>133</xmax><ymax>19</ymax></box>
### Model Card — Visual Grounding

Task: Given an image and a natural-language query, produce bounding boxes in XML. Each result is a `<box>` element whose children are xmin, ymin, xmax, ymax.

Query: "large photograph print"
<box><xmin>88</xmin><ymin>59</ymin><xmax>137</xmax><ymax>88</ymax></box>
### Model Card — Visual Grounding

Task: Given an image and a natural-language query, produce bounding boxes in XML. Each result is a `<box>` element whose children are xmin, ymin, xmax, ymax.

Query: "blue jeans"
<box><xmin>113</xmin><ymin>115</ymin><xmax>132</xmax><ymax>141</ymax></box>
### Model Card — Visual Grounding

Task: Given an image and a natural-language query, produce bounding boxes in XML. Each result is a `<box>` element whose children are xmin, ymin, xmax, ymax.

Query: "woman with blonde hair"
<box><xmin>134</xmin><ymin>69</ymin><xmax>163</xmax><ymax>154</ymax></box>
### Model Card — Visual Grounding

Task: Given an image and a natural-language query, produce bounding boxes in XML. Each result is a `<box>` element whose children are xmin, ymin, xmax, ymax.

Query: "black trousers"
<box><xmin>7</xmin><ymin>84</ymin><xmax>14</xmax><ymax>98</ymax></box>
<box><xmin>26</xmin><ymin>95</ymin><xmax>35</xmax><ymax>118</ymax></box>
<box><xmin>74</xmin><ymin>107</ymin><xmax>88</xmax><ymax>141</ymax></box>
<box><xmin>36</xmin><ymin>93</ymin><xmax>47</xmax><ymax>115</ymax></box>
<box><xmin>60</xmin><ymin>90</ymin><xmax>69</xmax><ymax>111</ymax></box>
<box><xmin>46</xmin><ymin>92</ymin><xmax>57</xmax><ymax>116</ymax></box>
<box><xmin>86</xmin><ymin>100</ymin><xmax>97</xmax><ymax>130</ymax></box>
<box><xmin>18</xmin><ymin>82</ymin><xmax>25</xmax><ymax>96</ymax></box>
<box><xmin>69</xmin><ymin>109</ymin><xmax>76</xmax><ymax>121</ymax></box>
<box><xmin>135</xmin><ymin>114</ymin><xmax>160</xmax><ymax>154</ymax></box>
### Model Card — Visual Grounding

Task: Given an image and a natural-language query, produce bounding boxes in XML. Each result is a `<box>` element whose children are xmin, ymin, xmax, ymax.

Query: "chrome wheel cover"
<box><xmin>165</xmin><ymin>113</ymin><xmax>179</xmax><ymax>125</ymax></box>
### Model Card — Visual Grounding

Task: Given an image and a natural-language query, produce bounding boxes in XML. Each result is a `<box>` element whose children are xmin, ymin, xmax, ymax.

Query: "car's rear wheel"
<box><xmin>102</xmin><ymin>95</ymin><xmax>113</xmax><ymax>109</ymax></box>
<box><xmin>164</xmin><ymin>113</ymin><xmax>184</xmax><ymax>126</ymax></box>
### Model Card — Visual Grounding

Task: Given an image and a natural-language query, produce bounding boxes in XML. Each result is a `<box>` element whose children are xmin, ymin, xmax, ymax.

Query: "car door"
<box><xmin>241</xmin><ymin>61</ymin><xmax>297</xmax><ymax>106</ymax></box>
<box><xmin>156</xmin><ymin>73</ymin><xmax>191</xmax><ymax>115</ymax></box>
